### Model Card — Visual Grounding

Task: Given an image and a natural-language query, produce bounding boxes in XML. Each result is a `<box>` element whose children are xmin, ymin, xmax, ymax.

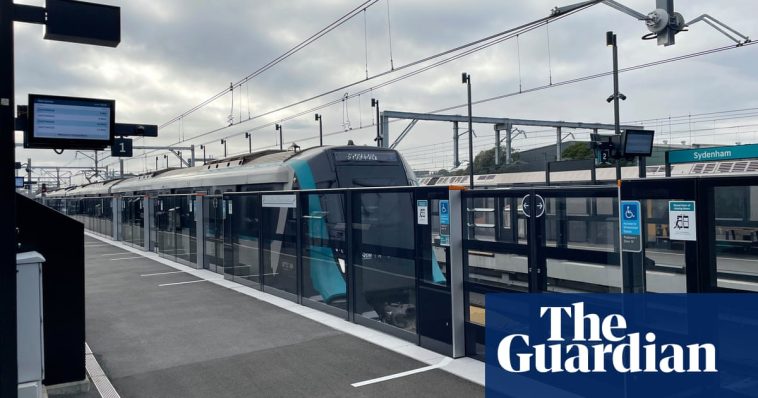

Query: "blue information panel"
<box><xmin>486</xmin><ymin>294</ymin><xmax>758</xmax><ymax>398</ymax></box>
<box><xmin>439</xmin><ymin>200</ymin><xmax>450</xmax><ymax>246</ymax></box>
<box><xmin>620</xmin><ymin>200</ymin><xmax>641</xmax><ymax>252</ymax></box>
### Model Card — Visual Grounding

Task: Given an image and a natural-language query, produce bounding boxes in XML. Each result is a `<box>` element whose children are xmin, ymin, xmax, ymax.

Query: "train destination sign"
<box><xmin>667</xmin><ymin>143</ymin><xmax>758</xmax><ymax>164</ymax></box>
<box><xmin>333</xmin><ymin>151</ymin><xmax>398</xmax><ymax>162</ymax></box>
<box><xmin>25</xmin><ymin>94</ymin><xmax>115</xmax><ymax>150</ymax></box>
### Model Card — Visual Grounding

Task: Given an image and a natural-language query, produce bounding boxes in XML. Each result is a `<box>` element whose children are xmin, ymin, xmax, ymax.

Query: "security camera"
<box><xmin>619</xmin><ymin>93</ymin><xmax>627</xmax><ymax>101</ymax></box>
<box><xmin>606</xmin><ymin>95</ymin><xmax>614</xmax><ymax>103</ymax></box>
<box><xmin>136</xmin><ymin>125</ymin><xmax>145</xmax><ymax>135</ymax></box>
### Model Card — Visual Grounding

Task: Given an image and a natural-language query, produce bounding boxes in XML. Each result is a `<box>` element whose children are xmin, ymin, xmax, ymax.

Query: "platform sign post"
<box><xmin>669</xmin><ymin>201</ymin><xmax>696</xmax><ymax>241</ymax></box>
<box><xmin>439</xmin><ymin>200</ymin><xmax>450</xmax><ymax>246</ymax></box>
<box><xmin>620</xmin><ymin>200</ymin><xmax>642</xmax><ymax>252</ymax></box>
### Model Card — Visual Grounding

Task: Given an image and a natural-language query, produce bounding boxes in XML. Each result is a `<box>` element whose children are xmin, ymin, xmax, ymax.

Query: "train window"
<box><xmin>335</xmin><ymin>164</ymin><xmax>408</xmax><ymax>188</ymax></box>
<box><xmin>752</xmin><ymin>186</ymin><xmax>758</xmax><ymax>221</ymax></box>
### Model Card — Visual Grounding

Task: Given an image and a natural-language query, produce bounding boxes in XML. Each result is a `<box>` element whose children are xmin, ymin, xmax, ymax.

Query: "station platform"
<box><xmin>73</xmin><ymin>233</ymin><xmax>483</xmax><ymax>398</ymax></box>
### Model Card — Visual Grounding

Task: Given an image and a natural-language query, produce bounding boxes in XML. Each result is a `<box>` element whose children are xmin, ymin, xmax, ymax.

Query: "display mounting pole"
<box><xmin>0</xmin><ymin>0</ymin><xmax>18</xmax><ymax>396</ymax></box>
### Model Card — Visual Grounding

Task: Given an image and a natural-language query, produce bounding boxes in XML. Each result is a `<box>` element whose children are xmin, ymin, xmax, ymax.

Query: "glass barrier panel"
<box><xmin>156</xmin><ymin>196</ymin><xmax>175</xmax><ymax>259</ymax></box>
<box><xmin>262</xmin><ymin>201</ymin><xmax>298</xmax><ymax>296</ymax></box>
<box><xmin>467</xmin><ymin>291</ymin><xmax>485</xmax><ymax>326</ymax></box>
<box><xmin>467</xmin><ymin>252</ymin><xmax>528</xmax><ymax>292</ymax></box>
<box><xmin>545</xmin><ymin>258</ymin><xmax>620</xmax><ymax>293</ymax></box>
<box><xmin>302</xmin><ymin>193</ymin><xmax>346</xmax><ymax>308</ymax></box>
<box><xmin>134</xmin><ymin>198</ymin><xmax>144</xmax><ymax>248</ymax></box>
<box><xmin>151</xmin><ymin>198</ymin><xmax>160</xmax><ymax>252</ymax></box>
<box><xmin>204</xmin><ymin>196</ymin><xmax>224</xmax><ymax>273</ymax></box>
<box><xmin>352</xmin><ymin>192</ymin><xmax>417</xmax><ymax>333</ymax></box>
<box><xmin>121</xmin><ymin>199</ymin><xmax>132</xmax><ymax>244</ymax></box>
<box><xmin>643</xmin><ymin>198</ymin><xmax>687</xmax><ymax>293</ymax></box>
<box><xmin>466</xmin><ymin>196</ymin><xmax>526</xmax><ymax>243</ymax></box>
<box><xmin>175</xmin><ymin>196</ymin><xmax>195</xmax><ymax>264</ymax></box>
<box><xmin>544</xmin><ymin>197</ymin><xmax>618</xmax><ymax>252</ymax></box>
<box><xmin>229</xmin><ymin>195</ymin><xmax>261</xmax><ymax>285</ymax></box>
<box><xmin>714</xmin><ymin>185</ymin><xmax>758</xmax><ymax>291</ymax></box>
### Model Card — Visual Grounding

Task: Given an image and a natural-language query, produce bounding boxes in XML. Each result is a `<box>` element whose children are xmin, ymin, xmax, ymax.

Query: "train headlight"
<box><xmin>338</xmin><ymin>258</ymin><xmax>346</xmax><ymax>274</ymax></box>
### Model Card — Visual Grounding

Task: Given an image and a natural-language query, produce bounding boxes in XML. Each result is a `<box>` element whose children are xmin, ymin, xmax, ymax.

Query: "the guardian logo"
<box><xmin>497</xmin><ymin>302</ymin><xmax>717</xmax><ymax>374</ymax></box>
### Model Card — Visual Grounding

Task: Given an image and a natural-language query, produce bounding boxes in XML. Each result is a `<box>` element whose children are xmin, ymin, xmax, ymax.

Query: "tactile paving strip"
<box><xmin>85</xmin><ymin>343</ymin><xmax>121</xmax><ymax>398</ymax></box>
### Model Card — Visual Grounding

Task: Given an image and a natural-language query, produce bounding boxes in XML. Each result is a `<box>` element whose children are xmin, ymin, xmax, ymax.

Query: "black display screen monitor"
<box><xmin>24</xmin><ymin>94</ymin><xmax>115</xmax><ymax>150</ymax></box>
<box><xmin>623</xmin><ymin>129</ymin><xmax>655</xmax><ymax>156</ymax></box>
<box><xmin>15</xmin><ymin>176</ymin><xmax>24</xmax><ymax>189</ymax></box>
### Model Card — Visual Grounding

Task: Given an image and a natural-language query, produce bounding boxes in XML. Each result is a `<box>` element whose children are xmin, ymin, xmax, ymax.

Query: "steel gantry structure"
<box><xmin>382</xmin><ymin>110</ymin><xmax>643</xmax><ymax>167</ymax></box>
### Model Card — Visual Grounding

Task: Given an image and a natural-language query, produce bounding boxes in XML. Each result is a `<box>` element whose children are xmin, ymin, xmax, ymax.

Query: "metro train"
<box><xmin>46</xmin><ymin>144</ymin><xmax>444</xmax><ymax>330</ymax></box>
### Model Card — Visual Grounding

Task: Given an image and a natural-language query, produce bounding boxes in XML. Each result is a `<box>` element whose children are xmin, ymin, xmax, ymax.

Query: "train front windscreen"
<box><xmin>332</xmin><ymin>149</ymin><xmax>419</xmax><ymax>330</ymax></box>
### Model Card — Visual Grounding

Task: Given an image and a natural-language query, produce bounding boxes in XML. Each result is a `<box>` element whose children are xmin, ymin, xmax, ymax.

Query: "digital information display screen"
<box><xmin>623</xmin><ymin>129</ymin><xmax>655</xmax><ymax>156</ymax></box>
<box><xmin>15</xmin><ymin>176</ymin><xmax>24</xmax><ymax>189</ymax></box>
<box><xmin>25</xmin><ymin>94</ymin><xmax>115</xmax><ymax>150</ymax></box>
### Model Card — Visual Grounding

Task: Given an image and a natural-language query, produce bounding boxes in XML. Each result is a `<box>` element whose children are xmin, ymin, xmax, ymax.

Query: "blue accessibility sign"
<box><xmin>439</xmin><ymin>200</ymin><xmax>450</xmax><ymax>247</ymax></box>
<box><xmin>620</xmin><ymin>200</ymin><xmax>642</xmax><ymax>252</ymax></box>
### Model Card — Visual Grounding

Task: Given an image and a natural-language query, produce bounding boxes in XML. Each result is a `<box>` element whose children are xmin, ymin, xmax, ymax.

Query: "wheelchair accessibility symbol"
<box><xmin>624</xmin><ymin>205</ymin><xmax>637</xmax><ymax>220</ymax></box>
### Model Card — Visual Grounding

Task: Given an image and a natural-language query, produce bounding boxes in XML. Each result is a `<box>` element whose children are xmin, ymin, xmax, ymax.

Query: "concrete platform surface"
<box><xmin>79</xmin><ymin>236</ymin><xmax>483</xmax><ymax>398</ymax></box>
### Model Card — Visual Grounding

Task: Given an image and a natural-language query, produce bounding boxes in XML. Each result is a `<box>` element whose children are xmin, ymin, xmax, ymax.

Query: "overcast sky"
<box><xmin>12</xmin><ymin>0</ymin><xmax>758</xmax><ymax>182</ymax></box>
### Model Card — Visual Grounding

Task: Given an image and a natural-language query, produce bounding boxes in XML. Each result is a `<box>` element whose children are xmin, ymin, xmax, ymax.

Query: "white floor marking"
<box><xmin>158</xmin><ymin>279</ymin><xmax>208</xmax><ymax>287</ymax></box>
<box><xmin>85</xmin><ymin>244</ymin><xmax>112</xmax><ymax>247</ymax></box>
<box><xmin>351</xmin><ymin>357</ymin><xmax>453</xmax><ymax>387</ymax></box>
<box><xmin>141</xmin><ymin>271</ymin><xmax>185</xmax><ymax>277</ymax></box>
<box><xmin>109</xmin><ymin>256</ymin><xmax>146</xmax><ymax>261</ymax></box>
<box><xmin>100</xmin><ymin>252</ymin><xmax>132</xmax><ymax>257</ymax></box>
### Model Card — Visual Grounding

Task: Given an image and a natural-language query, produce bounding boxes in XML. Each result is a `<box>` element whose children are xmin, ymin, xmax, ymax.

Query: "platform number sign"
<box><xmin>620</xmin><ymin>200</ymin><xmax>642</xmax><ymax>252</ymax></box>
<box><xmin>439</xmin><ymin>200</ymin><xmax>450</xmax><ymax>246</ymax></box>
<box><xmin>669</xmin><ymin>201</ymin><xmax>696</xmax><ymax>241</ymax></box>
<box><xmin>111</xmin><ymin>137</ymin><xmax>133</xmax><ymax>157</ymax></box>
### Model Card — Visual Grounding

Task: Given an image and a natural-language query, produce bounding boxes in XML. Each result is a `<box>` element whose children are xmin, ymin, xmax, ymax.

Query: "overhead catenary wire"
<box><xmin>107</xmin><ymin>39</ymin><xmax>757</xmax><ymax>170</ymax></box>
<box><xmin>107</xmin><ymin>5</ymin><xmax>758</xmax><ymax>170</ymax></box>
<box><xmin>386</xmin><ymin>0</ymin><xmax>395</xmax><ymax>70</ymax></box>
<box><xmin>364</xmin><ymin>8</ymin><xmax>369</xmax><ymax>79</ymax></box>
<box><xmin>159</xmin><ymin>0</ymin><xmax>381</xmax><ymax>129</ymax></box>
<box><xmin>145</xmin><ymin>2</ymin><xmax>592</xmax><ymax>152</ymax></box>
<box><xmin>546</xmin><ymin>21</ymin><xmax>553</xmax><ymax>85</ymax></box>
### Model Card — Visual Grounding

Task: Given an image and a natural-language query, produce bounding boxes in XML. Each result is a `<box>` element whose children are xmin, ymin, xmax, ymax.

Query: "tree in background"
<box><xmin>561</xmin><ymin>142</ymin><xmax>594</xmax><ymax>160</ymax></box>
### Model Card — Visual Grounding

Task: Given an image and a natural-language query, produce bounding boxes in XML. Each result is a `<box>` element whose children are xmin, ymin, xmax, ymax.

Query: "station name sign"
<box><xmin>667</xmin><ymin>143</ymin><xmax>758</xmax><ymax>164</ymax></box>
